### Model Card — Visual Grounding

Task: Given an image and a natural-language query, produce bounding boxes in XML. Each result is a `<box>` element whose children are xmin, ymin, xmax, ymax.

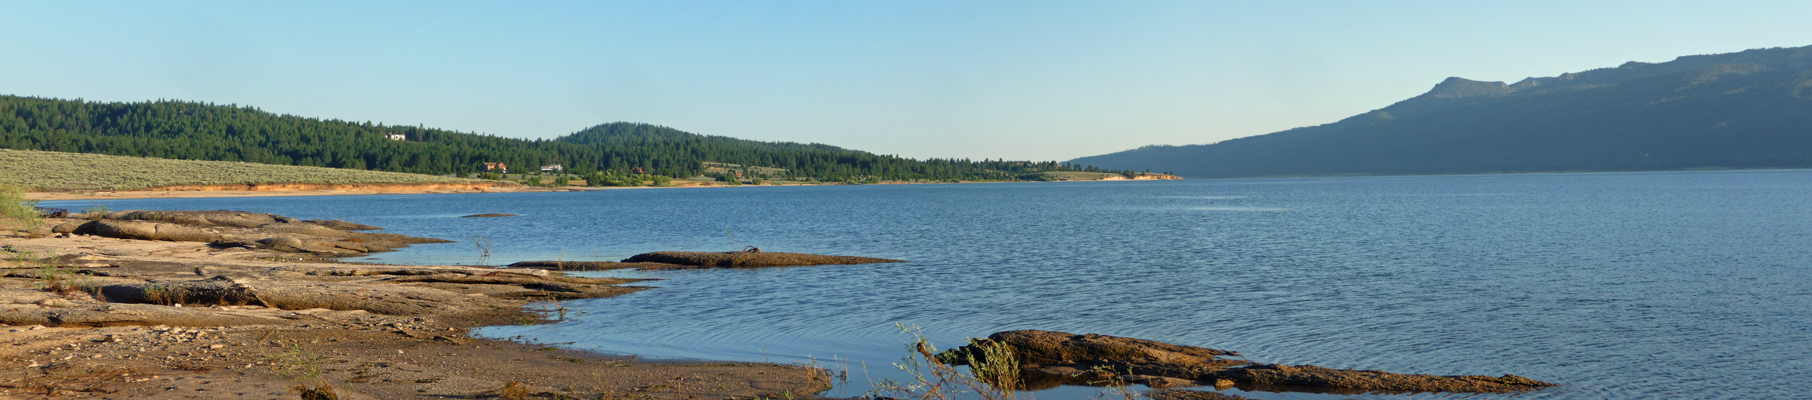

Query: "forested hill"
<box><xmin>0</xmin><ymin>95</ymin><xmax>1119</xmax><ymax>182</ymax></box>
<box><xmin>1070</xmin><ymin>45</ymin><xmax>1812</xmax><ymax>178</ymax></box>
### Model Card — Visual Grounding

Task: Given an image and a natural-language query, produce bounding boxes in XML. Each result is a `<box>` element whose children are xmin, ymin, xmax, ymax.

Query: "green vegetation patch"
<box><xmin>1035</xmin><ymin>171</ymin><xmax>1128</xmax><ymax>180</ymax></box>
<box><xmin>0</xmin><ymin>149</ymin><xmax>484</xmax><ymax>191</ymax></box>
<box><xmin>0</xmin><ymin>95</ymin><xmax>1142</xmax><ymax>182</ymax></box>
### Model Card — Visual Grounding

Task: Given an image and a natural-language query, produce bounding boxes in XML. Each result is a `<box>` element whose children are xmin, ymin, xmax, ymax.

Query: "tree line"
<box><xmin>0</xmin><ymin>95</ymin><xmax>1137</xmax><ymax>182</ymax></box>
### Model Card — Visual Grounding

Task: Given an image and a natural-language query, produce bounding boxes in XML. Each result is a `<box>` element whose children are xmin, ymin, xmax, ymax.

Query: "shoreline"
<box><xmin>0</xmin><ymin>220</ymin><xmax>830</xmax><ymax>399</ymax></box>
<box><xmin>26</xmin><ymin>176</ymin><xmax>1183</xmax><ymax>201</ymax></box>
<box><xmin>22</xmin><ymin>182</ymin><xmax>575</xmax><ymax>201</ymax></box>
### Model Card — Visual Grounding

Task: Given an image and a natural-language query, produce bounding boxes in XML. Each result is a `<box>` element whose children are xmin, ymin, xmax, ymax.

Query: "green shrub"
<box><xmin>0</xmin><ymin>183</ymin><xmax>41</xmax><ymax>236</ymax></box>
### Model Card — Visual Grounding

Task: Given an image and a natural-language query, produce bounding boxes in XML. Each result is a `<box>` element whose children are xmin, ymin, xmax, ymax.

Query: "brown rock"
<box><xmin>507</xmin><ymin>261</ymin><xmax>686</xmax><ymax>271</ymax></box>
<box><xmin>51</xmin><ymin>220</ymin><xmax>97</xmax><ymax>234</ymax></box>
<box><xmin>92</xmin><ymin>220</ymin><xmax>223</xmax><ymax>243</ymax></box>
<box><xmin>941</xmin><ymin>330</ymin><xmax>1555</xmax><ymax>394</ymax></box>
<box><xmin>957</xmin><ymin>330</ymin><xmax>1242</xmax><ymax>366</ymax></box>
<box><xmin>254</xmin><ymin>223</ymin><xmax>346</xmax><ymax>237</ymax></box>
<box><xmin>257</xmin><ymin>237</ymin><xmax>305</xmax><ymax>248</ymax></box>
<box><xmin>621</xmin><ymin>251</ymin><xmax>903</xmax><ymax>268</ymax></box>
<box><xmin>106</xmin><ymin>210</ymin><xmax>287</xmax><ymax>228</ymax></box>
<box><xmin>305</xmin><ymin>219</ymin><xmax>383</xmax><ymax>231</ymax></box>
<box><xmin>1220</xmin><ymin>363</ymin><xmax>1555</xmax><ymax>393</ymax></box>
<box><xmin>1151</xmin><ymin>390</ymin><xmax>1251</xmax><ymax>400</ymax></box>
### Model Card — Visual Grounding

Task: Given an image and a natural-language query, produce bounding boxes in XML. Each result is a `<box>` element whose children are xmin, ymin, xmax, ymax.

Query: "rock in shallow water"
<box><xmin>938</xmin><ymin>330</ymin><xmax>1555</xmax><ymax>394</ymax></box>
<box><xmin>621</xmin><ymin>251</ymin><xmax>903</xmax><ymax>268</ymax></box>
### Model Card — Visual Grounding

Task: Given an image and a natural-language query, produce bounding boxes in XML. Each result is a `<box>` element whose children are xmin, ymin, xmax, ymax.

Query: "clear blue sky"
<box><xmin>4</xmin><ymin>1</ymin><xmax>1809</xmax><ymax>161</ymax></box>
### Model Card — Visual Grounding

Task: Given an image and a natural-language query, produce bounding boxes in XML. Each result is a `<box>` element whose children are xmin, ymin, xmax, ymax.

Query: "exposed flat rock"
<box><xmin>944</xmin><ymin>329</ymin><xmax>1244</xmax><ymax>366</ymax></box>
<box><xmin>507</xmin><ymin>261</ymin><xmax>687</xmax><ymax>271</ymax></box>
<box><xmin>0</xmin><ymin>227</ymin><xmax>821</xmax><ymax>400</ymax></box>
<box><xmin>621</xmin><ymin>251</ymin><xmax>903</xmax><ymax>268</ymax></box>
<box><xmin>305</xmin><ymin>219</ymin><xmax>383</xmax><ymax>230</ymax></box>
<box><xmin>93</xmin><ymin>220</ymin><xmax>224</xmax><ymax>243</ymax></box>
<box><xmin>941</xmin><ymin>330</ymin><xmax>1555</xmax><ymax>394</ymax></box>
<box><xmin>47</xmin><ymin>210</ymin><xmax>449</xmax><ymax>257</ymax></box>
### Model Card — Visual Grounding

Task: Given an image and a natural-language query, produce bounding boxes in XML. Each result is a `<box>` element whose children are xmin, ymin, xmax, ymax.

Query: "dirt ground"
<box><xmin>0</xmin><ymin>234</ymin><xmax>832</xmax><ymax>399</ymax></box>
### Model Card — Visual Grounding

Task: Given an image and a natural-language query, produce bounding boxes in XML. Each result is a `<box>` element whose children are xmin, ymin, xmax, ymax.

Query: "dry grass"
<box><xmin>0</xmin><ymin>149</ymin><xmax>484</xmax><ymax>190</ymax></box>
<box><xmin>492</xmin><ymin>381</ymin><xmax>532</xmax><ymax>400</ymax></box>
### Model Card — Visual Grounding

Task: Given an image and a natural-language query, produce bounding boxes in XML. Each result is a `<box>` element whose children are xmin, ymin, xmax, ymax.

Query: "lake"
<box><xmin>44</xmin><ymin>170</ymin><xmax>1812</xmax><ymax>399</ymax></box>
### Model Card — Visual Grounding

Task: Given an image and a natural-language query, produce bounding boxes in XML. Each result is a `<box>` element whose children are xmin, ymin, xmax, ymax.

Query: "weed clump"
<box><xmin>491</xmin><ymin>381</ymin><xmax>531</xmax><ymax>400</ymax></box>
<box><xmin>292</xmin><ymin>384</ymin><xmax>339</xmax><ymax>400</ymax></box>
<box><xmin>0</xmin><ymin>182</ymin><xmax>42</xmax><ymax>236</ymax></box>
<box><xmin>874</xmin><ymin>323</ymin><xmax>1025</xmax><ymax>400</ymax></box>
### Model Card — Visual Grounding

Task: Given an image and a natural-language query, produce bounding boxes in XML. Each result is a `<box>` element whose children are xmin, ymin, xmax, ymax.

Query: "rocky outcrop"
<box><xmin>507</xmin><ymin>261</ymin><xmax>682</xmax><ymax>271</ymax></box>
<box><xmin>47</xmin><ymin>210</ymin><xmax>449</xmax><ymax>257</ymax></box>
<box><xmin>92</xmin><ymin>220</ymin><xmax>224</xmax><ymax>243</ymax></box>
<box><xmin>939</xmin><ymin>330</ymin><xmax>1555</xmax><ymax>394</ymax></box>
<box><xmin>1150</xmin><ymin>390</ymin><xmax>1251</xmax><ymax>400</ymax></box>
<box><xmin>943</xmin><ymin>330</ymin><xmax>1244</xmax><ymax>366</ymax></box>
<box><xmin>1</xmin><ymin>257</ymin><xmax>649</xmax><ymax>327</ymax></box>
<box><xmin>621</xmin><ymin>251</ymin><xmax>903</xmax><ymax>268</ymax></box>
<box><xmin>306</xmin><ymin>219</ymin><xmax>382</xmax><ymax>231</ymax></box>
<box><xmin>101</xmin><ymin>210</ymin><xmax>299</xmax><ymax>228</ymax></box>
<box><xmin>1218</xmin><ymin>363</ymin><xmax>1554</xmax><ymax>393</ymax></box>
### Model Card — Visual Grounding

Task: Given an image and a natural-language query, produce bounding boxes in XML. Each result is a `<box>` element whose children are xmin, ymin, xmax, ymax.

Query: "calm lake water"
<box><xmin>44</xmin><ymin>170</ymin><xmax>1812</xmax><ymax>399</ymax></box>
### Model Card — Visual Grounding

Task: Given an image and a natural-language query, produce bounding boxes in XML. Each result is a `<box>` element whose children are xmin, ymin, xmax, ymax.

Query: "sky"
<box><xmin>4</xmin><ymin>1</ymin><xmax>1811</xmax><ymax>161</ymax></box>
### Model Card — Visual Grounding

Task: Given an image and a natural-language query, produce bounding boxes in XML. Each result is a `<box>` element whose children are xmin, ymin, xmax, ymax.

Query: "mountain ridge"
<box><xmin>1070</xmin><ymin>45</ymin><xmax>1812</xmax><ymax>178</ymax></box>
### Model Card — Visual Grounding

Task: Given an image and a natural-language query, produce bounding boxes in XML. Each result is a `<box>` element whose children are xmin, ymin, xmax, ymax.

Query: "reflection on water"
<box><xmin>43</xmin><ymin>170</ymin><xmax>1812</xmax><ymax>400</ymax></box>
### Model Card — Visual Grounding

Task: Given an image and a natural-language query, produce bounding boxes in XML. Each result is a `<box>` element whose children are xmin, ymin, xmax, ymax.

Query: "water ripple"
<box><xmin>47</xmin><ymin>171</ymin><xmax>1812</xmax><ymax>400</ymax></box>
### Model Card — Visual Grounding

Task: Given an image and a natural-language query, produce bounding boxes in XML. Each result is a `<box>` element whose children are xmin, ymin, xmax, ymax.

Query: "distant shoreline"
<box><xmin>24</xmin><ymin>182</ymin><xmax>553</xmax><ymax>201</ymax></box>
<box><xmin>27</xmin><ymin>175</ymin><xmax>1182</xmax><ymax>200</ymax></box>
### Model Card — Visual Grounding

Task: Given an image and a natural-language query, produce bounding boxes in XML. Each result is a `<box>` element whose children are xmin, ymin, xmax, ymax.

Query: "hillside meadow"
<box><xmin>0</xmin><ymin>149</ymin><xmax>486</xmax><ymax>191</ymax></box>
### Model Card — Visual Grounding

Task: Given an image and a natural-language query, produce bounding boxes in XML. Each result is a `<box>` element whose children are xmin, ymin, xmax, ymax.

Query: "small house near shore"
<box><xmin>387</xmin><ymin>134</ymin><xmax>406</xmax><ymax>141</ymax></box>
<box><xmin>540</xmin><ymin>164</ymin><xmax>564</xmax><ymax>173</ymax></box>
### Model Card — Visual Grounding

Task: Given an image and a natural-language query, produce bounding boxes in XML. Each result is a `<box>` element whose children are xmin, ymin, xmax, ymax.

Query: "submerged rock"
<box><xmin>938</xmin><ymin>330</ymin><xmax>1555</xmax><ymax>394</ymax></box>
<box><xmin>1219</xmin><ymin>363</ymin><xmax>1554</xmax><ymax>393</ymax></box>
<box><xmin>621</xmin><ymin>251</ymin><xmax>903</xmax><ymax>268</ymax></box>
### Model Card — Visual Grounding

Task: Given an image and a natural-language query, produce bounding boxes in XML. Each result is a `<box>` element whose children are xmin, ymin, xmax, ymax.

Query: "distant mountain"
<box><xmin>1070</xmin><ymin>45</ymin><xmax>1812</xmax><ymax>178</ymax></box>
